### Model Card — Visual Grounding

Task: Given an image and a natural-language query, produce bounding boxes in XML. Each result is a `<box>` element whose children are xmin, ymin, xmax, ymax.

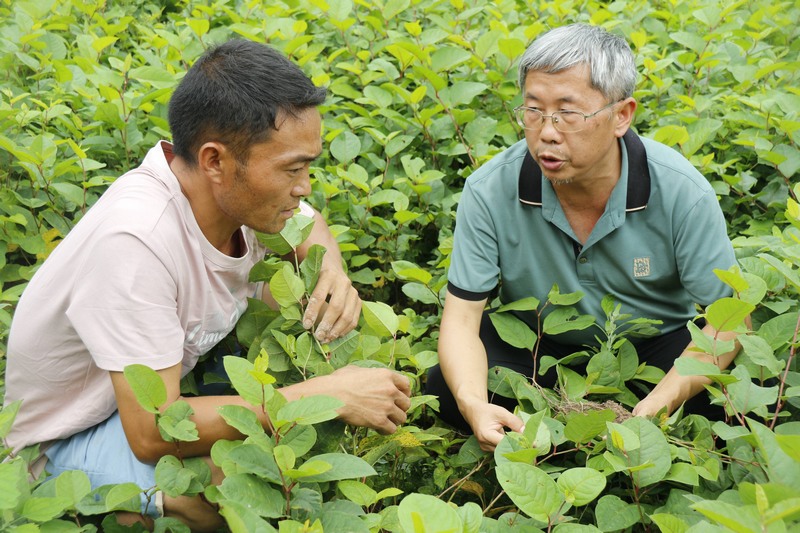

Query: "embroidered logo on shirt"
<box><xmin>633</xmin><ymin>257</ymin><xmax>651</xmax><ymax>278</ymax></box>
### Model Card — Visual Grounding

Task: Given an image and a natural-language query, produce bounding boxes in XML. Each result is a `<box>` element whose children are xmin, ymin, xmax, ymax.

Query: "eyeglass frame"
<box><xmin>513</xmin><ymin>100</ymin><xmax>622</xmax><ymax>133</ymax></box>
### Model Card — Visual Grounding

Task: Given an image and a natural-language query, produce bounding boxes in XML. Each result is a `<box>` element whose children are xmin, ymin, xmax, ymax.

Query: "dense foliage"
<box><xmin>1</xmin><ymin>0</ymin><xmax>799</xmax><ymax>531</ymax></box>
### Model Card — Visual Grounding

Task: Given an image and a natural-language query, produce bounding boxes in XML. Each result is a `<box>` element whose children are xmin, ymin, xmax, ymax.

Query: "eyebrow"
<box><xmin>524</xmin><ymin>93</ymin><xmax>580</xmax><ymax>105</ymax></box>
<box><xmin>283</xmin><ymin>151</ymin><xmax>323</xmax><ymax>165</ymax></box>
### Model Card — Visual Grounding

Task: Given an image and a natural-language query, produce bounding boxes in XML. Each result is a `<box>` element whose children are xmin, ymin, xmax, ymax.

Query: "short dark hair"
<box><xmin>168</xmin><ymin>39</ymin><xmax>327</xmax><ymax>166</ymax></box>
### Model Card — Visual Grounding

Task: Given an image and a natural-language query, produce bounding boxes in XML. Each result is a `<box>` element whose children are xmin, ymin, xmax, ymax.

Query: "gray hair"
<box><xmin>517</xmin><ymin>23</ymin><xmax>637</xmax><ymax>102</ymax></box>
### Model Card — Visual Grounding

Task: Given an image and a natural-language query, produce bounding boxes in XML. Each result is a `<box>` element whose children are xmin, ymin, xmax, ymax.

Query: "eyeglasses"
<box><xmin>513</xmin><ymin>101</ymin><xmax>621</xmax><ymax>133</ymax></box>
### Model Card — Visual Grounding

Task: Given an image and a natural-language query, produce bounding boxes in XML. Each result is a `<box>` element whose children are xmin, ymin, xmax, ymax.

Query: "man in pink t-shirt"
<box><xmin>4</xmin><ymin>40</ymin><xmax>411</xmax><ymax>530</ymax></box>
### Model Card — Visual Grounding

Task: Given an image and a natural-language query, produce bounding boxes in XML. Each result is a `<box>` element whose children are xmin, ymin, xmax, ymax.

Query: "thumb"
<box><xmin>498</xmin><ymin>410</ymin><xmax>525</xmax><ymax>433</ymax></box>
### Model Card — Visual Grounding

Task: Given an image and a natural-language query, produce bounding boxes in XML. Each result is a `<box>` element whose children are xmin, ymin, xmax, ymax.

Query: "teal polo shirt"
<box><xmin>448</xmin><ymin>130</ymin><xmax>736</xmax><ymax>346</ymax></box>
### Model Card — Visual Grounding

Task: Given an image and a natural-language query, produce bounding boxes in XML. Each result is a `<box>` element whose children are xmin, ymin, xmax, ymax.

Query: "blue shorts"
<box><xmin>45</xmin><ymin>411</ymin><xmax>162</xmax><ymax>518</ymax></box>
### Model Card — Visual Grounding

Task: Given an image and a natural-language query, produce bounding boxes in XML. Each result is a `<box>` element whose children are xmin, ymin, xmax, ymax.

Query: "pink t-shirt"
<box><xmin>4</xmin><ymin>141</ymin><xmax>312</xmax><ymax>451</ymax></box>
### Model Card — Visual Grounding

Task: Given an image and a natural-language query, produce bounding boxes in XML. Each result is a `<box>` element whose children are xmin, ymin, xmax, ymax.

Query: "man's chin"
<box><xmin>544</xmin><ymin>175</ymin><xmax>574</xmax><ymax>186</ymax></box>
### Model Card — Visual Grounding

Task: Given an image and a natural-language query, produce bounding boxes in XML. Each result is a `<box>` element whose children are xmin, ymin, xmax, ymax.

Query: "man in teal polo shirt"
<box><xmin>427</xmin><ymin>23</ymin><xmax>741</xmax><ymax>451</ymax></box>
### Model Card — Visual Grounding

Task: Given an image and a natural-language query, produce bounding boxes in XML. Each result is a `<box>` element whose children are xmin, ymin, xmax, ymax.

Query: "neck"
<box><xmin>169</xmin><ymin>155</ymin><xmax>240</xmax><ymax>254</ymax></box>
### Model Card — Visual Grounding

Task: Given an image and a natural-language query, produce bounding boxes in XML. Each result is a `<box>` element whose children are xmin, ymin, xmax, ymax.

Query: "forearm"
<box><xmin>438</xmin><ymin>295</ymin><xmax>491</xmax><ymax>421</ymax></box>
<box><xmin>645</xmin><ymin>321</ymin><xmax>744</xmax><ymax>413</ymax></box>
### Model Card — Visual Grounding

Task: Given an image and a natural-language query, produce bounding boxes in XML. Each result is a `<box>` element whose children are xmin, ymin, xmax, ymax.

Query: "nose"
<box><xmin>538</xmin><ymin>115</ymin><xmax>562</xmax><ymax>143</ymax></box>
<box><xmin>293</xmin><ymin>171</ymin><xmax>312</xmax><ymax>197</ymax></box>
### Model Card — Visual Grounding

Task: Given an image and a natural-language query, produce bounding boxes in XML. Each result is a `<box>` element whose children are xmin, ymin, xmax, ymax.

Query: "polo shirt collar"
<box><xmin>518</xmin><ymin>129</ymin><xmax>650</xmax><ymax>212</ymax></box>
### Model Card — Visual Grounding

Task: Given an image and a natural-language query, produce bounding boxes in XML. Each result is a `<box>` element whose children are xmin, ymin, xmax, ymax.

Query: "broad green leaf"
<box><xmin>682</xmin><ymin>118</ymin><xmax>723</xmax><ymax>157</ymax></box>
<box><xmin>691</xmin><ymin>501</ymin><xmax>761</xmax><ymax>532</ymax></box>
<box><xmin>652</xmin><ymin>124</ymin><xmax>689</xmax><ymax>147</ymax></box>
<box><xmin>104</xmin><ymin>483</ymin><xmax>143</xmax><ymax>512</ymax></box>
<box><xmin>258</xmin><ymin>213</ymin><xmax>315</xmax><ymax>254</ymax></box>
<box><xmin>283</xmin><ymin>459</ymin><xmax>332</xmax><ymax>480</ymax></box>
<box><xmin>543</xmin><ymin>308</ymin><xmax>595</xmax><ymax>335</ymax></box>
<box><xmin>401</xmin><ymin>282</ymin><xmax>439</xmax><ymax>305</ymax></box>
<box><xmin>564</xmin><ymin>409</ymin><xmax>616</xmax><ymax>444</ymax></box>
<box><xmin>748</xmin><ymin>419</ymin><xmax>800</xmax><ymax>487</ymax></box>
<box><xmin>648</xmin><ymin>513</ymin><xmax>689</xmax><ymax>533</ymax></box>
<box><xmin>155</xmin><ymin>456</ymin><xmax>205</xmax><ymax>498</ymax></box>
<box><xmin>338</xmin><ymin>479</ymin><xmax>378</xmax><ymax>507</ymax></box>
<box><xmin>50</xmin><ymin>182</ymin><xmax>84</xmax><ymax>206</ymax></box>
<box><xmin>158</xmin><ymin>400</ymin><xmax>199</xmax><ymax>442</ymax></box>
<box><xmin>613</xmin><ymin>418</ymin><xmax>672</xmax><ymax>487</ymax></box>
<box><xmin>54</xmin><ymin>470</ymin><xmax>92</xmax><ymax>506</ymax></box>
<box><xmin>269</xmin><ymin>263</ymin><xmax>305</xmax><ymax>307</ymax></box>
<box><xmin>386</xmin><ymin>134</ymin><xmax>414</xmax><ymax>158</ymax></box>
<box><xmin>674</xmin><ymin>357</ymin><xmax>738</xmax><ymax>385</ymax></box>
<box><xmin>330</xmin><ymin>131</ymin><xmax>361</xmax><ymax>163</ymax></box>
<box><xmin>606</xmin><ymin>422</ymin><xmax>640</xmax><ymax>452</ymax></box>
<box><xmin>497</xmin><ymin>297</ymin><xmax>541</xmax><ymax>313</ymax></box>
<box><xmin>300</xmin><ymin>244</ymin><xmax>326</xmax><ymax>293</ymax></box>
<box><xmin>556</xmin><ymin>467</ymin><xmax>606</xmax><ymax>506</ymax></box>
<box><xmin>776</xmin><ymin>434</ymin><xmax>800</xmax><ymax>462</ymax></box>
<box><xmin>224</xmin><ymin>356</ymin><xmax>273</xmax><ymax>407</ymax></box>
<box><xmin>738</xmin><ymin>334</ymin><xmax>784</xmax><ymax>374</ymax></box>
<box><xmin>273</xmin><ymin>444</ymin><xmax>296</xmax><ymax>472</ymax></box>
<box><xmin>328</xmin><ymin>0</ymin><xmax>353</xmax><ymax>20</ymax></box>
<box><xmin>398</xmin><ymin>493</ymin><xmax>461</xmax><ymax>533</ymax></box>
<box><xmin>496</xmin><ymin>462</ymin><xmax>564</xmax><ymax>522</ymax></box>
<box><xmin>439</xmin><ymin>81</ymin><xmax>488</xmax><ymax>107</ymax></box>
<box><xmin>217</xmin><ymin>473</ymin><xmax>284</xmax><ymax>519</ymax></box>
<box><xmin>498</xmin><ymin>37</ymin><xmax>526</xmax><ymax>60</ymax></box>
<box><xmin>595</xmin><ymin>495</ymin><xmax>641</xmax><ymax>531</ymax></box>
<box><xmin>217</xmin><ymin>405</ymin><xmax>265</xmax><ymax>438</ymax></box>
<box><xmin>663</xmin><ymin>463</ymin><xmax>700</xmax><ymax>486</ymax></box>
<box><xmin>362</xmin><ymin>301</ymin><xmax>399</xmax><ymax>337</ymax></box>
<box><xmin>727</xmin><ymin>366</ymin><xmax>779</xmax><ymax>415</ymax></box>
<box><xmin>430</xmin><ymin>46</ymin><xmax>471</xmax><ymax>72</ymax></box>
<box><xmin>279</xmin><ymin>423</ymin><xmax>317</xmax><ymax>458</ymax></box>
<box><xmin>21</xmin><ymin>496</ymin><xmax>71</xmax><ymax>522</ymax></box>
<box><xmin>547</xmin><ymin>286</ymin><xmax>584</xmax><ymax>306</ymax></box>
<box><xmin>391</xmin><ymin>261</ymin><xmax>432</xmax><ymax>284</ymax></box>
<box><xmin>123</xmin><ymin>364</ymin><xmax>166</xmax><ymax>414</ymax></box>
<box><xmin>704</xmin><ymin>297</ymin><xmax>754</xmax><ymax>331</ymax></box>
<box><xmin>276</xmin><ymin>395</ymin><xmax>343</xmax><ymax>427</ymax></box>
<box><xmin>457</xmin><ymin>501</ymin><xmax>483</xmax><ymax>533</ymax></box>
<box><xmin>227</xmin><ymin>444</ymin><xmax>282</xmax><ymax>483</ymax></box>
<box><xmin>490</xmin><ymin>312</ymin><xmax>536</xmax><ymax>350</ymax></box>
<box><xmin>296</xmin><ymin>453</ymin><xmax>376</xmax><ymax>482</ymax></box>
<box><xmin>219</xmin><ymin>499</ymin><xmax>278</xmax><ymax>533</ymax></box>
<box><xmin>0</xmin><ymin>400</ymin><xmax>22</xmax><ymax>438</ymax></box>
<box><xmin>187</xmin><ymin>17</ymin><xmax>210</xmax><ymax>37</ymax></box>
<box><xmin>521</xmin><ymin>410</ymin><xmax>552</xmax><ymax>457</ymax></box>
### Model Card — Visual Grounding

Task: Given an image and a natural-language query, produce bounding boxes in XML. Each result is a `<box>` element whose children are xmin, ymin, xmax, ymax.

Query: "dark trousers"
<box><xmin>425</xmin><ymin>311</ymin><xmax>723</xmax><ymax>431</ymax></box>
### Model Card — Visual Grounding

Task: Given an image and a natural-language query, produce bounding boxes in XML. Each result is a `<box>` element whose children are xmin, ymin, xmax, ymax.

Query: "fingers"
<box><xmin>331</xmin><ymin>367</ymin><xmax>413</xmax><ymax>434</ymax></box>
<box><xmin>303</xmin><ymin>271</ymin><xmax>362</xmax><ymax>343</ymax></box>
<box><xmin>468</xmin><ymin>403</ymin><xmax>525</xmax><ymax>452</ymax></box>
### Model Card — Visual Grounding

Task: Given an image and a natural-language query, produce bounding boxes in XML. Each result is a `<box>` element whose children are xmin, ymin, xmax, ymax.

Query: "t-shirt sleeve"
<box><xmin>66</xmin><ymin>231</ymin><xmax>184</xmax><ymax>371</ymax></box>
<box><xmin>448</xmin><ymin>181</ymin><xmax>500</xmax><ymax>300</ymax></box>
<box><xmin>298</xmin><ymin>200</ymin><xmax>315</xmax><ymax>218</ymax></box>
<box><xmin>674</xmin><ymin>189</ymin><xmax>737</xmax><ymax>306</ymax></box>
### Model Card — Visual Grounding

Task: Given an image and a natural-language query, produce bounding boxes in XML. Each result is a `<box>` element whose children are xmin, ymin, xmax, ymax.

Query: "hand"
<box><xmin>632</xmin><ymin>392</ymin><xmax>671</xmax><ymax>418</ymax></box>
<box><xmin>326</xmin><ymin>366</ymin><xmax>412</xmax><ymax>434</ymax></box>
<box><xmin>462</xmin><ymin>399</ymin><xmax>525</xmax><ymax>452</ymax></box>
<box><xmin>303</xmin><ymin>267</ymin><xmax>362</xmax><ymax>343</ymax></box>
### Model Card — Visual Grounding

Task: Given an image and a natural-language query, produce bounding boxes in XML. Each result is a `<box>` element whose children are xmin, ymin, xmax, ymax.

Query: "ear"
<box><xmin>196</xmin><ymin>142</ymin><xmax>232</xmax><ymax>186</ymax></box>
<box><xmin>613</xmin><ymin>97</ymin><xmax>637</xmax><ymax>138</ymax></box>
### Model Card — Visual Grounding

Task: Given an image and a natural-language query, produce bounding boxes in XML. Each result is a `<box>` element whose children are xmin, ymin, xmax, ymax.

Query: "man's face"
<box><xmin>215</xmin><ymin>107</ymin><xmax>323</xmax><ymax>235</ymax></box>
<box><xmin>521</xmin><ymin>65</ymin><xmax>624</xmax><ymax>186</ymax></box>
